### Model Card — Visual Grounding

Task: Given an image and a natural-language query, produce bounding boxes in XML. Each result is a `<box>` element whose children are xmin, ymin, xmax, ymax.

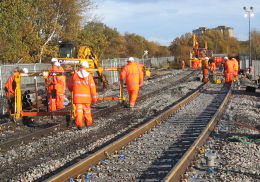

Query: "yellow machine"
<box><xmin>11</xmin><ymin>70</ymin><xmax>126</xmax><ymax>120</ymax></box>
<box><xmin>57</xmin><ymin>41</ymin><xmax>108</xmax><ymax>88</ymax></box>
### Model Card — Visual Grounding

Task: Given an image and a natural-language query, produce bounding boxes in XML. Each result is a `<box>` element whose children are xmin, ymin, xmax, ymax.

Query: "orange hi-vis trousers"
<box><xmin>128</xmin><ymin>89</ymin><xmax>139</xmax><ymax>108</ymax></box>
<box><xmin>225</xmin><ymin>73</ymin><xmax>233</xmax><ymax>83</ymax></box>
<box><xmin>75</xmin><ymin>104</ymin><xmax>93</xmax><ymax>127</ymax></box>
<box><xmin>49</xmin><ymin>93</ymin><xmax>65</xmax><ymax>112</ymax></box>
<box><xmin>202</xmin><ymin>69</ymin><xmax>209</xmax><ymax>82</ymax></box>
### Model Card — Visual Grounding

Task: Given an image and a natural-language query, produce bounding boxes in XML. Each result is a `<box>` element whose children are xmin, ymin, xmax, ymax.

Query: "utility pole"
<box><xmin>243</xmin><ymin>6</ymin><xmax>254</xmax><ymax>71</ymax></box>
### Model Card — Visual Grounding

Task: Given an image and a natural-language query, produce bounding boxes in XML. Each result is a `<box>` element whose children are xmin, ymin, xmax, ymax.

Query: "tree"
<box><xmin>124</xmin><ymin>33</ymin><xmax>146</xmax><ymax>57</ymax></box>
<box><xmin>77</xmin><ymin>22</ymin><xmax>110</xmax><ymax>58</ymax></box>
<box><xmin>0</xmin><ymin>0</ymin><xmax>92</xmax><ymax>63</ymax></box>
<box><xmin>251</xmin><ymin>30</ymin><xmax>260</xmax><ymax>60</ymax></box>
<box><xmin>169</xmin><ymin>33</ymin><xmax>192</xmax><ymax>61</ymax></box>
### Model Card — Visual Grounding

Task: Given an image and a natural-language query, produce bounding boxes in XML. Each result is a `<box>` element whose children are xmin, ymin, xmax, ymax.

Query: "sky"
<box><xmin>92</xmin><ymin>0</ymin><xmax>260</xmax><ymax>46</ymax></box>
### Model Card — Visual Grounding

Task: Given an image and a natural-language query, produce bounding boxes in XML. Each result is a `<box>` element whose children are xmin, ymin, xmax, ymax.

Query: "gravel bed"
<box><xmin>87</xmin><ymin>84</ymin><xmax>227</xmax><ymax>181</ymax></box>
<box><xmin>0</xmin><ymin>69</ymin><xmax>202</xmax><ymax>181</ymax></box>
<box><xmin>185</xmin><ymin>81</ymin><xmax>260</xmax><ymax>182</ymax></box>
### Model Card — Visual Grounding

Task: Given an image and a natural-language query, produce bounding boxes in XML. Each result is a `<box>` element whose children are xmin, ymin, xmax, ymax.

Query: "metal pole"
<box><xmin>249</xmin><ymin>14</ymin><xmax>252</xmax><ymax>69</ymax></box>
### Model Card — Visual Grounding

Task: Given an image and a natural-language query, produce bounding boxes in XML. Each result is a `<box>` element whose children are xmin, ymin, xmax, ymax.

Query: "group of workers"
<box><xmin>190</xmin><ymin>56</ymin><xmax>239</xmax><ymax>83</ymax></box>
<box><xmin>4</xmin><ymin>57</ymin><xmax>144</xmax><ymax>130</ymax></box>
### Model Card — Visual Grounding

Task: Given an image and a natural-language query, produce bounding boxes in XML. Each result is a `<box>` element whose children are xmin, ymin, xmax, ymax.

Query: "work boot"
<box><xmin>77</xmin><ymin>126</ymin><xmax>85</xmax><ymax>130</ymax></box>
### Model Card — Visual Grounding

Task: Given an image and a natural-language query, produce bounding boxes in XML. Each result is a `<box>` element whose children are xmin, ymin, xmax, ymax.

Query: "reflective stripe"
<box><xmin>74</xmin><ymin>94</ymin><xmax>91</xmax><ymax>97</ymax></box>
<box><xmin>90</xmin><ymin>83</ymin><xmax>95</xmax><ymax>86</ymax></box>
<box><xmin>73</xmin><ymin>81</ymin><xmax>89</xmax><ymax>84</ymax></box>
<box><xmin>92</xmin><ymin>96</ymin><xmax>97</xmax><ymax>98</ymax></box>
<box><xmin>83</xmin><ymin>109</ymin><xmax>91</xmax><ymax>114</ymax></box>
<box><xmin>76</xmin><ymin>110</ymin><xmax>83</xmax><ymax>113</ymax></box>
<box><xmin>77</xmin><ymin>105</ymin><xmax>83</xmax><ymax>108</ymax></box>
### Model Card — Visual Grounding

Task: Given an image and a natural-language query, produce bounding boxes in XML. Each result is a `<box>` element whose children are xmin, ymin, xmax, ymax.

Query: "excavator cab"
<box><xmin>58</xmin><ymin>41</ymin><xmax>77</xmax><ymax>58</ymax></box>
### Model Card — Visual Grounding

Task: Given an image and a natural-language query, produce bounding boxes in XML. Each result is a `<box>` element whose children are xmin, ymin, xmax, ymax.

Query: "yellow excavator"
<box><xmin>57</xmin><ymin>41</ymin><xmax>108</xmax><ymax>89</ymax></box>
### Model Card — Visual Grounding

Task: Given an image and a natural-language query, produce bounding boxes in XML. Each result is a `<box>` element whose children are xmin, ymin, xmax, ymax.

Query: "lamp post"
<box><xmin>243</xmin><ymin>6</ymin><xmax>254</xmax><ymax>69</ymax></box>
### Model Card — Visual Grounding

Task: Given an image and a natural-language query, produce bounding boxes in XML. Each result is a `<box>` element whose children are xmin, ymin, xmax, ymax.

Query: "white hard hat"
<box><xmin>54</xmin><ymin>61</ymin><xmax>60</xmax><ymax>67</ymax></box>
<box><xmin>81</xmin><ymin>61</ymin><xmax>89</xmax><ymax>68</ymax></box>
<box><xmin>128</xmin><ymin>57</ymin><xmax>135</xmax><ymax>62</ymax></box>
<box><xmin>224</xmin><ymin>57</ymin><xmax>228</xmax><ymax>60</ymax></box>
<box><xmin>205</xmin><ymin>57</ymin><xmax>209</xmax><ymax>60</ymax></box>
<box><xmin>22</xmin><ymin>68</ymin><xmax>28</xmax><ymax>74</ymax></box>
<box><xmin>51</xmin><ymin>58</ymin><xmax>58</xmax><ymax>62</ymax></box>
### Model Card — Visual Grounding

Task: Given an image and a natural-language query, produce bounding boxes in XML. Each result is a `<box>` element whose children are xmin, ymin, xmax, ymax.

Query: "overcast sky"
<box><xmin>92</xmin><ymin>0</ymin><xmax>259</xmax><ymax>46</ymax></box>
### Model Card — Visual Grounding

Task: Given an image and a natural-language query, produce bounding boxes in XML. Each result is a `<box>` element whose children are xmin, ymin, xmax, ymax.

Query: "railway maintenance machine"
<box><xmin>6</xmin><ymin>69</ymin><xmax>126</xmax><ymax>122</ymax></box>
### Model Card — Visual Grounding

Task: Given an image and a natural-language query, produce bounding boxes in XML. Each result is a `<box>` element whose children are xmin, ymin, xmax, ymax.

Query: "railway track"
<box><xmin>0</xmin><ymin>69</ymin><xmax>197</xmax><ymax>152</ymax></box>
<box><xmin>46</xmin><ymin>82</ymin><xmax>232</xmax><ymax>181</ymax></box>
<box><xmin>0</xmin><ymin>69</ymin><xmax>207</xmax><ymax>181</ymax></box>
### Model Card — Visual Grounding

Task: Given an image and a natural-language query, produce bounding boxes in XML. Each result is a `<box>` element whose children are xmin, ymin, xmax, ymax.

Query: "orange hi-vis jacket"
<box><xmin>68</xmin><ymin>68</ymin><xmax>97</xmax><ymax>104</ymax></box>
<box><xmin>224</xmin><ymin>59</ymin><xmax>234</xmax><ymax>73</ymax></box>
<box><xmin>202</xmin><ymin>59</ymin><xmax>209</xmax><ymax>70</ymax></box>
<box><xmin>120</xmin><ymin>62</ymin><xmax>143</xmax><ymax>90</ymax></box>
<box><xmin>5</xmin><ymin>74</ymin><xmax>15</xmax><ymax>97</ymax></box>
<box><xmin>48</xmin><ymin>65</ymin><xmax>66</xmax><ymax>94</ymax></box>
<box><xmin>210</xmin><ymin>62</ymin><xmax>216</xmax><ymax>72</ymax></box>
<box><xmin>233</xmin><ymin>59</ymin><xmax>239</xmax><ymax>72</ymax></box>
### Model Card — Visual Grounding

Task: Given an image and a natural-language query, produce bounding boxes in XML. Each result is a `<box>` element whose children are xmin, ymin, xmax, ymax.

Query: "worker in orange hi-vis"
<box><xmin>181</xmin><ymin>60</ymin><xmax>185</xmax><ymax>69</ymax></box>
<box><xmin>47</xmin><ymin>58</ymin><xmax>66</xmax><ymax>112</ymax></box>
<box><xmin>120</xmin><ymin>57</ymin><xmax>143</xmax><ymax>109</ymax></box>
<box><xmin>202</xmin><ymin>57</ymin><xmax>209</xmax><ymax>82</ymax></box>
<box><xmin>232</xmin><ymin>58</ymin><xmax>239</xmax><ymax>80</ymax></box>
<box><xmin>210</xmin><ymin>59</ymin><xmax>217</xmax><ymax>80</ymax></box>
<box><xmin>5</xmin><ymin>68</ymin><xmax>28</xmax><ymax>114</ymax></box>
<box><xmin>192</xmin><ymin>58</ymin><xmax>198</xmax><ymax>69</ymax></box>
<box><xmin>210</xmin><ymin>60</ymin><xmax>216</xmax><ymax>72</ymax></box>
<box><xmin>223</xmin><ymin>57</ymin><xmax>234</xmax><ymax>83</ymax></box>
<box><xmin>68</xmin><ymin>61</ymin><xmax>97</xmax><ymax>129</ymax></box>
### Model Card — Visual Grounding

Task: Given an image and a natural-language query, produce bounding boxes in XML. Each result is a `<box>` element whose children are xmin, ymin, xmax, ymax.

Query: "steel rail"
<box><xmin>0</xmin><ymin>70</ymin><xmax>197</xmax><ymax>152</ymax></box>
<box><xmin>46</xmin><ymin>82</ymin><xmax>209</xmax><ymax>182</ymax></box>
<box><xmin>164</xmin><ymin>82</ymin><xmax>233</xmax><ymax>181</ymax></box>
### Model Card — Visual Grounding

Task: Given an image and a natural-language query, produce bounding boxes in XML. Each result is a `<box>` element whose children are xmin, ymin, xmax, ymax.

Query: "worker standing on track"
<box><xmin>181</xmin><ymin>60</ymin><xmax>185</xmax><ymax>69</ymax></box>
<box><xmin>47</xmin><ymin>58</ymin><xmax>66</xmax><ymax>111</ymax></box>
<box><xmin>210</xmin><ymin>59</ymin><xmax>216</xmax><ymax>81</ymax></box>
<box><xmin>5</xmin><ymin>68</ymin><xmax>28</xmax><ymax>114</ymax></box>
<box><xmin>210</xmin><ymin>59</ymin><xmax>216</xmax><ymax>72</ymax></box>
<box><xmin>120</xmin><ymin>57</ymin><xmax>143</xmax><ymax>109</ymax></box>
<box><xmin>224</xmin><ymin>57</ymin><xmax>234</xmax><ymax>83</ymax></box>
<box><xmin>232</xmin><ymin>58</ymin><xmax>239</xmax><ymax>80</ymax></box>
<box><xmin>202</xmin><ymin>57</ymin><xmax>209</xmax><ymax>82</ymax></box>
<box><xmin>68</xmin><ymin>61</ymin><xmax>97</xmax><ymax>129</ymax></box>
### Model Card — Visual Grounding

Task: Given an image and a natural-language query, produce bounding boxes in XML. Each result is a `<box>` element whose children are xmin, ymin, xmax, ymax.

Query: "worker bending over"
<box><xmin>5</xmin><ymin>67</ymin><xmax>28</xmax><ymax>114</ymax></box>
<box><xmin>120</xmin><ymin>57</ymin><xmax>143</xmax><ymax>109</ymax></box>
<box><xmin>68</xmin><ymin>61</ymin><xmax>97</xmax><ymax>129</ymax></box>
<box><xmin>224</xmin><ymin>57</ymin><xmax>233</xmax><ymax>83</ymax></box>
<box><xmin>47</xmin><ymin>58</ymin><xmax>66</xmax><ymax>111</ymax></box>
<box><xmin>202</xmin><ymin>57</ymin><xmax>209</xmax><ymax>82</ymax></box>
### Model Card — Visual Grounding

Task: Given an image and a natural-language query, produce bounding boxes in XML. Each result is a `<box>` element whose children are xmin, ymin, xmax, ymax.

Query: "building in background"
<box><xmin>192</xmin><ymin>25</ymin><xmax>234</xmax><ymax>37</ymax></box>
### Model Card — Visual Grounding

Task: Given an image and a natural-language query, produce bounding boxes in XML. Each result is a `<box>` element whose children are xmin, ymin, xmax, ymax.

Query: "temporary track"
<box><xmin>46</xmin><ymin>83</ymin><xmax>232</xmax><ymax>181</ymax></box>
